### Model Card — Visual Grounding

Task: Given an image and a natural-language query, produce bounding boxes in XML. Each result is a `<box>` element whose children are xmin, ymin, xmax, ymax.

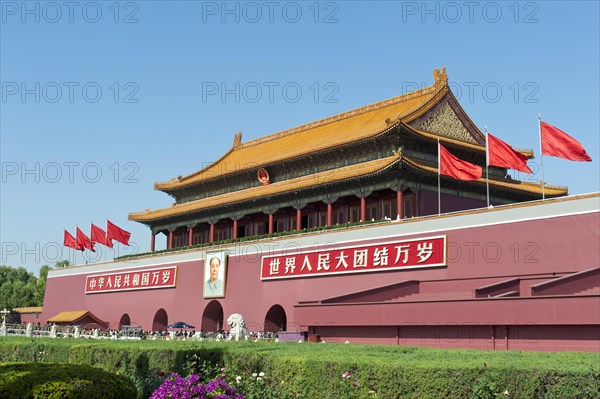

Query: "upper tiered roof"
<box><xmin>155</xmin><ymin>69</ymin><xmax>456</xmax><ymax>192</ymax></box>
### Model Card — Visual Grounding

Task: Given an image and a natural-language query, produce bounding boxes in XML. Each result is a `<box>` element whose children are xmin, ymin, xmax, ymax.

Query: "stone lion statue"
<box><xmin>226</xmin><ymin>313</ymin><xmax>249</xmax><ymax>341</ymax></box>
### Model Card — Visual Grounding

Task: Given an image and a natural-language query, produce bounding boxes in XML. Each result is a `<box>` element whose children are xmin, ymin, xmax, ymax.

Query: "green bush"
<box><xmin>0</xmin><ymin>338</ymin><xmax>598</xmax><ymax>399</ymax></box>
<box><xmin>0</xmin><ymin>362</ymin><xmax>136</xmax><ymax>399</ymax></box>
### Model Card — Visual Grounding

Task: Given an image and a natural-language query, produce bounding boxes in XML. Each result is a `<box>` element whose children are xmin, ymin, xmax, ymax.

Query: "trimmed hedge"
<box><xmin>0</xmin><ymin>338</ymin><xmax>598</xmax><ymax>398</ymax></box>
<box><xmin>0</xmin><ymin>362</ymin><xmax>136</xmax><ymax>399</ymax></box>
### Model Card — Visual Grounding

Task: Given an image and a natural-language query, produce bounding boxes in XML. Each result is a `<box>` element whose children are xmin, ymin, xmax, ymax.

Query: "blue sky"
<box><xmin>1</xmin><ymin>1</ymin><xmax>599</xmax><ymax>276</ymax></box>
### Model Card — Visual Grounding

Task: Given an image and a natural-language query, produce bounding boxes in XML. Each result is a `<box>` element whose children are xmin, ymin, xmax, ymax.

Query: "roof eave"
<box><xmin>129</xmin><ymin>155</ymin><xmax>402</xmax><ymax>224</ymax></box>
<box><xmin>401</xmin><ymin>157</ymin><xmax>568</xmax><ymax>197</ymax></box>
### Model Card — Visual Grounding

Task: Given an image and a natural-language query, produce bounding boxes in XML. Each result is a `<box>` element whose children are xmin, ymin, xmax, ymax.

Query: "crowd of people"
<box><xmin>3</xmin><ymin>321</ymin><xmax>281</xmax><ymax>341</ymax></box>
<box><xmin>150</xmin><ymin>330</ymin><xmax>279</xmax><ymax>341</ymax></box>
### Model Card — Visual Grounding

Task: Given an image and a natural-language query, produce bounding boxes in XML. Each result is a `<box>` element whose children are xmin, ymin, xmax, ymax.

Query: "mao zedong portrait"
<box><xmin>205</xmin><ymin>256</ymin><xmax>224</xmax><ymax>297</ymax></box>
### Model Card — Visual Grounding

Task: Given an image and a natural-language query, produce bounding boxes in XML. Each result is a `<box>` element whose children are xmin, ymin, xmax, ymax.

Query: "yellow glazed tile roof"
<box><xmin>155</xmin><ymin>80</ymin><xmax>447</xmax><ymax>191</ymax></box>
<box><xmin>408</xmin><ymin>127</ymin><xmax>534</xmax><ymax>158</ymax></box>
<box><xmin>130</xmin><ymin>155</ymin><xmax>402</xmax><ymax>222</ymax></box>
<box><xmin>410</xmin><ymin>125</ymin><xmax>486</xmax><ymax>152</ymax></box>
<box><xmin>403</xmin><ymin>157</ymin><xmax>568</xmax><ymax>196</ymax></box>
<box><xmin>46</xmin><ymin>310</ymin><xmax>91</xmax><ymax>323</ymax></box>
<box><xmin>13</xmin><ymin>307</ymin><xmax>43</xmax><ymax>314</ymax></box>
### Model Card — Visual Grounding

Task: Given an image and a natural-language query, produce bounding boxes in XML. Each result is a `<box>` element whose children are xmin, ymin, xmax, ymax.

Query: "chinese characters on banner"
<box><xmin>261</xmin><ymin>236</ymin><xmax>446</xmax><ymax>280</ymax></box>
<box><xmin>85</xmin><ymin>266</ymin><xmax>177</xmax><ymax>294</ymax></box>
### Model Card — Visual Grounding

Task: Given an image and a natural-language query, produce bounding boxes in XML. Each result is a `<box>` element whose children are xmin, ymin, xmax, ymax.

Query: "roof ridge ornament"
<box><xmin>433</xmin><ymin>67</ymin><xmax>448</xmax><ymax>87</ymax></box>
<box><xmin>385</xmin><ymin>115</ymin><xmax>405</xmax><ymax>126</ymax></box>
<box><xmin>233</xmin><ymin>132</ymin><xmax>243</xmax><ymax>149</ymax></box>
<box><xmin>393</xmin><ymin>147</ymin><xmax>403</xmax><ymax>159</ymax></box>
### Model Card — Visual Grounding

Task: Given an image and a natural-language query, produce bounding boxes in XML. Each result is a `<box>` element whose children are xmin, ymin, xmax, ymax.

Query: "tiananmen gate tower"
<box><xmin>42</xmin><ymin>68</ymin><xmax>600</xmax><ymax>351</ymax></box>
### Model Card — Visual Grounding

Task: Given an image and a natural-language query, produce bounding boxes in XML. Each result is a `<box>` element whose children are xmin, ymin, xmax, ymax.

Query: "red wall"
<box><xmin>17</xmin><ymin>314</ymin><xmax>40</xmax><ymax>325</ymax></box>
<box><xmin>42</xmin><ymin>207</ymin><xmax>600</xmax><ymax>351</ymax></box>
<box><xmin>419</xmin><ymin>189</ymin><xmax>488</xmax><ymax>216</ymax></box>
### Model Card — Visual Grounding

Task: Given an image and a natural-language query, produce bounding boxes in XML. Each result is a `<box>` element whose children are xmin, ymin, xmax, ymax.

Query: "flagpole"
<box><xmin>538</xmin><ymin>113</ymin><xmax>545</xmax><ymax>200</ymax></box>
<box><xmin>437</xmin><ymin>139</ymin><xmax>441</xmax><ymax>215</ymax></box>
<box><xmin>485</xmin><ymin>127</ymin><xmax>490</xmax><ymax>208</ymax></box>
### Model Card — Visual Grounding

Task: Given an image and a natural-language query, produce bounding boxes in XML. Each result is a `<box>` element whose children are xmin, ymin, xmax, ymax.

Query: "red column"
<box><xmin>168</xmin><ymin>230</ymin><xmax>174</xmax><ymax>249</ymax></box>
<box><xmin>296</xmin><ymin>208</ymin><xmax>302</xmax><ymax>230</ymax></box>
<box><xmin>188</xmin><ymin>226</ymin><xmax>193</xmax><ymax>246</ymax></box>
<box><xmin>326</xmin><ymin>201</ymin><xmax>332</xmax><ymax>226</ymax></box>
<box><xmin>268</xmin><ymin>214</ymin><xmax>274</xmax><ymax>234</ymax></box>
<box><xmin>360</xmin><ymin>196</ymin><xmax>366</xmax><ymax>222</ymax></box>
<box><xmin>397</xmin><ymin>189</ymin><xmax>404</xmax><ymax>220</ymax></box>
<box><xmin>150</xmin><ymin>233</ymin><xmax>155</xmax><ymax>252</ymax></box>
<box><xmin>233</xmin><ymin>219</ymin><xmax>238</xmax><ymax>240</ymax></box>
<box><xmin>209</xmin><ymin>223</ymin><xmax>215</xmax><ymax>243</ymax></box>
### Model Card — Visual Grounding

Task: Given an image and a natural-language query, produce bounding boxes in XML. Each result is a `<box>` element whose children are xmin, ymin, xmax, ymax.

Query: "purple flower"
<box><xmin>150</xmin><ymin>374</ymin><xmax>244</xmax><ymax>399</ymax></box>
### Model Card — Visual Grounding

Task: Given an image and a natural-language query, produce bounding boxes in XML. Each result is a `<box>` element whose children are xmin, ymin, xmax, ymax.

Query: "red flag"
<box><xmin>64</xmin><ymin>230</ymin><xmax>83</xmax><ymax>250</ymax></box>
<box><xmin>107</xmin><ymin>220</ymin><xmax>131</xmax><ymax>246</ymax></box>
<box><xmin>439</xmin><ymin>144</ymin><xmax>482</xmax><ymax>180</ymax></box>
<box><xmin>540</xmin><ymin>121</ymin><xmax>592</xmax><ymax>162</ymax></box>
<box><xmin>91</xmin><ymin>224</ymin><xmax>113</xmax><ymax>248</ymax></box>
<box><xmin>487</xmin><ymin>133</ymin><xmax>533</xmax><ymax>173</ymax></box>
<box><xmin>76</xmin><ymin>227</ymin><xmax>95</xmax><ymax>252</ymax></box>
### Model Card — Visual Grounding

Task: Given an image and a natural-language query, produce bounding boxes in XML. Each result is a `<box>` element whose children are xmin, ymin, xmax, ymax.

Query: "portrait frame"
<box><xmin>203</xmin><ymin>251</ymin><xmax>227</xmax><ymax>298</ymax></box>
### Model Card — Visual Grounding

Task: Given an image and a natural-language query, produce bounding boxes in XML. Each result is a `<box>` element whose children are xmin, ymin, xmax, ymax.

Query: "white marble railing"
<box><xmin>0</xmin><ymin>321</ymin><xmax>283</xmax><ymax>342</ymax></box>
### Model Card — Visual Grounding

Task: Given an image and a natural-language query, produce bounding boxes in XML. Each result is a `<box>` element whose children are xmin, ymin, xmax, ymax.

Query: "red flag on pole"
<box><xmin>487</xmin><ymin>133</ymin><xmax>533</xmax><ymax>173</ymax></box>
<box><xmin>439</xmin><ymin>144</ymin><xmax>482</xmax><ymax>180</ymax></box>
<box><xmin>540</xmin><ymin>121</ymin><xmax>592</xmax><ymax>162</ymax></box>
<box><xmin>64</xmin><ymin>230</ymin><xmax>83</xmax><ymax>250</ymax></box>
<box><xmin>76</xmin><ymin>227</ymin><xmax>95</xmax><ymax>252</ymax></box>
<box><xmin>107</xmin><ymin>220</ymin><xmax>131</xmax><ymax>246</ymax></box>
<box><xmin>91</xmin><ymin>224</ymin><xmax>113</xmax><ymax>248</ymax></box>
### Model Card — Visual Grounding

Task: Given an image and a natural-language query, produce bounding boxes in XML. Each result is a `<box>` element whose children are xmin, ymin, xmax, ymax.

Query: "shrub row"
<box><xmin>0</xmin><ymin>362</ymin><xmax>136</xmax><ymax>399</ymax></box>
<box><xmin>0</xmin><ymin>338</ymin><xmax>598</xmax><ymax>398</ymax></box>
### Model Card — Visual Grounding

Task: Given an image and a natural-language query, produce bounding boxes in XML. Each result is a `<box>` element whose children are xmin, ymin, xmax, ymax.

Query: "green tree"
<box><xmin>54</xmin><ymin>260</ymin><xmax>70</xmax><ymax>268</ymax></box>
<box><xmin>0</xmin><ymin>265</ymin><xmax>37</xmax><ymax>309</ymax></box>
<box><xmin>0</xmin><ymin>260</ymin><xmax>67</xmax><ymax>309</ymax></box>
<box><xmin>34</xmin><ymin>265</ymin><xmax>52</xmax><ymax>305</ymax></box>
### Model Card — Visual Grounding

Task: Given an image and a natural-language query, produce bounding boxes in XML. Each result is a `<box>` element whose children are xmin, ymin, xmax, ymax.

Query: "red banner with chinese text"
<box><xmin>85</xmin><ymin>266</ymin><xmax>177</xmax><ymax>294</ymax></box>
<box><xmin>261</xmin><ymin>236</ymin><xmax>446</xmax><ymax>280</ymax></box>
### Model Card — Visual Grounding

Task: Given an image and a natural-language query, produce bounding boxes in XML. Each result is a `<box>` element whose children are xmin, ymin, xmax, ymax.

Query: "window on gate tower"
<box><xmin>403</xmin><ymin>198</ymin><xmax>413</xmax><ymax>218</ymax></box>
<box><xmin>319</xmin><ymin>213</ymin><xmax>327</xmax><ymax>226</ymax></box>
<box><xmin>367</xmin><ymin>203</ymin><xmax>378</xmax><ymax>221</ymax></box>
<box><xmin>383</xmin><ymin>201</ymin><xmax>395</xmax><ymax>219</ymax></box>
<box><xmin>350</xmin><ymin>206</ymin><xmax>360</xmax><ymax>222</ymax></box>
